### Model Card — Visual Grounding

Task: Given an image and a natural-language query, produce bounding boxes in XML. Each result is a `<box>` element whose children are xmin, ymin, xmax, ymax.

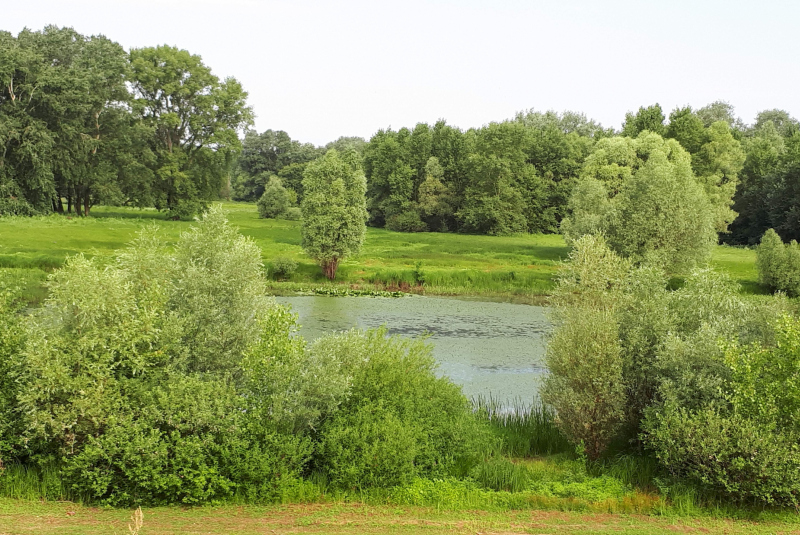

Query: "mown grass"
<box><xmin>2</xmin><ymin>497</ymin><xmax>800</xmax><ymax>534</ymax></box>
<box><xmin>0</xmin><ymin>202</ymin><xmax>766</xmax><ymax>304</ymax></box>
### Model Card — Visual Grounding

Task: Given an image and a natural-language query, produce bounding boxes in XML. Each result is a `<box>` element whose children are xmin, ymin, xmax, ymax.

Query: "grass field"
<box><xmin>2</xmin><ymin>499</ymin><xmax>798</xmax><ymax>534</ymax></box>
<box><xmin>0</xmin><ymin>202</ymin><xmax>764</xmax><ymax>304</ymax></box>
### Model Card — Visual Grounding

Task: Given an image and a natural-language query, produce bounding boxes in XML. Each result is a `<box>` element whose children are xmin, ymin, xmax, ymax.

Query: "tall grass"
<box><xmin>0</xmin><ymin>463</ymin><xmax>77</xmax><ymax>502</ymax></box>
<box><xmin>473</xmin><ymin>396</ymin><xmax>571</xmax><ymax>457</ymax></box>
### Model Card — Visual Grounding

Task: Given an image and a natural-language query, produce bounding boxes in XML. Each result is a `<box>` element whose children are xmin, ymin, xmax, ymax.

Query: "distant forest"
<box><xmin>2</xmin><ymin>26</ymin><xmax>798</xmax><ymax>245</ymax></box>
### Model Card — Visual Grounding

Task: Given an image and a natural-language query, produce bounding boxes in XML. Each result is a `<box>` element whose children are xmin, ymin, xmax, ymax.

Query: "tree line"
<box><xmin>4</xmin><ymin>27</ymin><xmax>799</xmax><ymax>246</ymax></box>
<box><xmin>238</xmin><ymin>104</ymin><xmax>800</xmax><ymax>245</ymax></box>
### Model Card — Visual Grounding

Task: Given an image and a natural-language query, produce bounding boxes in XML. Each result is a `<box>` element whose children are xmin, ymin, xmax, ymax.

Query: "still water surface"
<box><xmin>274</xmin><ymin>295</ymin><xmax>551</xmax><ymax>403</ymax></box>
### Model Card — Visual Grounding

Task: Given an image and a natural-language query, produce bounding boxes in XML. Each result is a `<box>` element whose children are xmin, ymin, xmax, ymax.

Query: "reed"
<box><xmin>473</xmin><ymin>395</ymin><xmax>571</xmax><ymax>457</ymax></box>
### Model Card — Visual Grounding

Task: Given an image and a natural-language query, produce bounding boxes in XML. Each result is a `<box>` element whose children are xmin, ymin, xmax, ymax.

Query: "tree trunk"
<box><xmin>83</xmin><ymin>195</ymin><xmax>90</xmax><ymax>217</ymax></box>
<box><xmin>323</xmin><ymin>257</ymin><xmax>339</xmax><ymax>280</ymax></box>
<box><xmin>73</xmin><ymin>190</ymin><xmax>81</xmax><ymax>216</ymax></box>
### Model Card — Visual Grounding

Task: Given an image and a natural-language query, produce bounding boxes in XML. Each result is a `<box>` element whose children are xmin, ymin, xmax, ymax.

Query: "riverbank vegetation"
<box><xmin>1</xmin><ymin>210</ymin><xmax>798</xmax><ymax>526</ymax></box>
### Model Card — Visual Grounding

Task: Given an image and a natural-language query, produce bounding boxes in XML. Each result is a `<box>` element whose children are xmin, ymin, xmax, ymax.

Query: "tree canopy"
<box><xmin>300</xmin><ymin>150</ymin><xmax>368</xmax><ymax>280</ymax></box>
<box><xmin>0</xmin><ymin>27</ymin><xmax>251</xmax><ymax>219</ymax></box>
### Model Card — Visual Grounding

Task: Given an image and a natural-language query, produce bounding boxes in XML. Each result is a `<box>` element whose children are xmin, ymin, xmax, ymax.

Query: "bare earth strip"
<box><xmin>1</xmin><ymin>501</ymin><xmax>799</xmax><ymax>535</ymax></box>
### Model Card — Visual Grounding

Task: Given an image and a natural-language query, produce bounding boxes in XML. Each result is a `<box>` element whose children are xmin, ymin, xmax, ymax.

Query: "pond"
<box><xmin>274</xmin><ymin>295</ymin><xmax>551</xmax><ymax>404</ymax></box>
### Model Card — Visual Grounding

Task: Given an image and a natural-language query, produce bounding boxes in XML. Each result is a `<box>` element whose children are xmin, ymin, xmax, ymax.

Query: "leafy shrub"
<box><xmin>756</xmin><ymin>228</ymin><xmax>800</xmax><ymax>296</ymax></box>
<box><xmin>547</xmin><ymin>234</ymin><xmax>784</xmax><ymax>459</ymax></box>
<box><xmin>644</xmin><ymin>406</ymin><xmax>800</xmax><ymax>506</ymax></box>
<box><xmin>270</xmin><ymin>257</ymin><xmax>298</xmax><ymax>280</ymax></box>
<box><xmin>166</xmin><ymin>199</ymin><xmax>203</xmax><ymax>220</ymax></box>
<box><xmin>257</xmin><ymin>176</ymin><xmax>293</xmax><ymax>219</ymax></box>
<box><xmin>541</xmin><ymin>307</ymin><xmax>626</xmax><ymax>461</ymax></box>
<box><xmin>283</xmin><ymin>206</ymin><xmax>302</xmax><ymax>220</ymax></box>
<box><xmin>242</xmin><ymin>306</ymin><xmax>353</xmax><ymax>435</ymax></box>
<box><xmin>314</xmin><ymin>329</ymin><xmax>494</xmax><ymax>488</ymax></box>
<box><xmin>11</xmin><ymin>207</ymin><xmax>309</xmax><ymax>504</ymax></box>
<box><xmin>644</xmin><ymin>315</ymin><xmax>800</xmax><ymax>507</ymax></box>
<box><xmin>0</xmin><ymin>284</ymin><xmax>26</xmax><ymax>462</ymax></box>
<box><xmin>385</xmin><ymin>210</ymin><xmax>428</xmax><ymax>232</ymax></box>
<box><xmin>317</xmin><ymin>402</ymin><xmax>419</xmax><ymax>488</ymax></box>
<box><xmin>0</xmin><ymin>197</ymin><xmax>38</xmax><ymax>217</ymax></box>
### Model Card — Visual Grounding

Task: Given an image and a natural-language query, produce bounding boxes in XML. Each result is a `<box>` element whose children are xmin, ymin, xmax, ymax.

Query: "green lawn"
<box><xmin>0</xmin><ymin>202</ymin><xmax>765</xmax><ymax>304</ymax></box>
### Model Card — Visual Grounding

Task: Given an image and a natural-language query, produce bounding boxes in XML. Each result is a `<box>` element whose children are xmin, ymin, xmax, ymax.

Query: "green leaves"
<box><xmin>300</xmin><ymin>149</ymin><xmax>368</xmax><ymax>279</ymax></box>
<box><xmin>127</xmin><ymin>45</ymin><xmax>252</xmax><ymax>217</ymax></box>
<box><xmin>563</xmin><ymin>132</ymin><xmax>716</xmax><ymax>275</ymax></box>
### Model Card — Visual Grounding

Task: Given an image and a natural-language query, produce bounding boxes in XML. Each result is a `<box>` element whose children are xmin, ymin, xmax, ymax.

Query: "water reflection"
<box><xmin>274</xmin><ymin>295</ymin><xmax>550</xmax><ymax>404</ymax></box>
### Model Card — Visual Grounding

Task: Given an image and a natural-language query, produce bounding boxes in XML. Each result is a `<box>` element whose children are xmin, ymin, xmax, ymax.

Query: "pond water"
<box><xmin>274</xmin><ymin>295</ymin><xmax>551</xmax><ymax>404</ymax></box>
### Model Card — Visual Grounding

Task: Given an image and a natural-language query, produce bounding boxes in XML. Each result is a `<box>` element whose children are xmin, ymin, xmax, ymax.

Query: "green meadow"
<box><xmin>0</xmin><ymin>202</ymin><xmax>763</xmax><ymax>305</ymax></box>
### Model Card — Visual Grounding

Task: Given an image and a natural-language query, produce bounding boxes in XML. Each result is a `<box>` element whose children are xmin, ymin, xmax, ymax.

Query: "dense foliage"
<box><xmin>543</xmin><ymin>235</ymin><xmax>800</xmax><ymax>505</ymax></box>
<box><xmin>0</xmin><ymin>26</ymin><xmax>251</xmax><ymax>219</ymax></box>
<box><xmin>301</xmin><ymin>150</ymin><xmax>368</xmax><ymax>280</ymax></box>
<box><xmin>4</xmin><ymin>27</ymin><xmax>798</xmax><ymax>241</ymax></box>
<box><xmin>755</xmin><ymin>228</ymin><xmax>800</xmax><ymax>296</ymax></box>
<box><xmin>0</xmin><ymin>208</ymin><xmax>492</xmax><ymax>504</ymax></box>
<box><xmin>562</xmin><ymin>132</ymin><xmax>718</xmax><ymax>274</ymax></box>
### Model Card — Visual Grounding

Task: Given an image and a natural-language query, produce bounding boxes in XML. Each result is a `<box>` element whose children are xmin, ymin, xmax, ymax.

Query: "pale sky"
<box><xmin>4</xmin><ymin>0</ymin><xmax>799</xmax><ymax>145</ymax></box>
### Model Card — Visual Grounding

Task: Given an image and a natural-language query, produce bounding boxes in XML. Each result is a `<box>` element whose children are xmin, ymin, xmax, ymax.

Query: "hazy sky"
<box><xmin>4</xmin><ymin>0</ymin><xmax>799</xmax><ymax>145</ymax></box>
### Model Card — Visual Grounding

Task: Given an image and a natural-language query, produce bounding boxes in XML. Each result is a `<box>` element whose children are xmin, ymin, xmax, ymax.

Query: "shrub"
<box><xmin>386</xmin><ymin>210</ymin><xmax>428</xmax><ymax>232</ymax></box>
<box><xmin>644</xmin><ymin>314</ymin><xmax>800</xmax><ymax>507</ymax></box>
<box><xmin>0</xmin><ymin>197</ymin><xmax>38</xmax><ymax>217</ymax></box>
<box><xmin>166</xmin><ymin>199</ymin><xmax>202</xmax><ymax>220</ymax></box>
<box><xmin>643</xmin><ymin>405</ymin><xmax>800</xmax><ymax>506</ymax></box>
<box><xmin>283</xmin><ymin>206</ymin><xmax>302</xmax><ymax>220</ymax></box>
<box><xmin>12</xmin><ymin>208</ymin><xmax>307</xmax><ymax>504</ymax></box>
<box><xmin>756</xmin><ymin>228</ymin><xmax>800</xmax><ymax>296</ymax></box>
<box><xmin>270</xmin><ymin>257</ymin><xmax>298</xmax><ymax>280</ymax></box>
<box><xmin>541</xmin><ymin>307</ymin><xmax>626</xmax><ymax>461</ymax></box>
<box><xmin>317</xmin><ymin>402</ymin><xmax>419</xmax><ymax>488</ymax></box>
<box><xmin>314</xmin><ymin>329</ymin><xmax>494</xmax><ymax>488</ymax></box>
<box><xmin>242</xmin><ymin>306</ymin><xmax>353</xmax><ymax>435</ymax></box>
<box><xmin>0</xmin><ymin>284</ymin><xmax>26</xmax><ymax>462</ymax></box>
<box><xmin>257</xmin><ymin>176</ymin><xmax>293</xmax><ymax>219</ymax></box>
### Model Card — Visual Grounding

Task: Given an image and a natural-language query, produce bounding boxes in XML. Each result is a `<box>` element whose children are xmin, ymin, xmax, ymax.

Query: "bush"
<box><xmin>11</xmin><ymin>207</ymin><xmax>304</xmax><ymax>504</ymax></box>
<box><xmin>283</xmin><ymin>206</ymin><xmax>302</xmax><ymax>220</ymax></box>
<box><xmin>0</xmin><ymin>197</ymin><xmax>38</xmax><ymax>217</ymax></box>
<box><xmin>270</xmin><ymin>257</ymin><xmax>298</xmax><ymax>280</ymax></box>
<box><xmin>314</xmin><ymin>329</ymin><xmax>494</xmax><ymax>488</ymax></box>
<box><xmin>166</xmin><ymin>199</ymin><xmax>202</xmax><ymax>220</ymax></box>
<box><xmin>0</xmin><ymin>284</ymin><xmax>26</xmax><ymax>462</ymax></box>
<box><xmin>644</xmin><ymin>314</ymin><xmax>800</xmax><ymax>507</ymax></box>
<box><xmin>257</xmin><ymin>176</ymin><xmax>293</xmax><ymax>219</ymax></box>
<box><xmin>541</xmin><ymin>307</ymin><xmax>626</xmax><ymax>461</ymax></box>
<box><xmin>386</xmin><ymin>210</ymin><xmax>428</xmax><ymax>232</ymax></box>
<box><xmin>756</xmin><ymin>228</ymin><xmax>800</xmax><ymax>296</ymax></box>
<box><xmin>644</xmin><ymin>406</ymin><xmax>800</xmax><ymax>506</ymax></box>
<box><xmin>317</xmin><ymin>402</ymin><xmax>419</xmax><ymax>488</ymax></box>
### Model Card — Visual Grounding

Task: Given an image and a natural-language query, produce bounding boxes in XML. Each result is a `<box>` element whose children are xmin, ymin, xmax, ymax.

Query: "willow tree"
<box><xmin>301</xmin><ymin>150</ymin><xmax>367</xmax><ymax>280</ymax></box>
<box><xmin>562</xmin><ymin>132</ymin><xmax>716</xmax><ymax>274</ymax></box>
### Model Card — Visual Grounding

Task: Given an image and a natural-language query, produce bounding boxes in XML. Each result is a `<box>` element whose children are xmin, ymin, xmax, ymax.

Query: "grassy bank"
<box><xmin>0</xmin><ymin>202</ymin><xmax>764</xmax><ymax>304</ymax></box>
